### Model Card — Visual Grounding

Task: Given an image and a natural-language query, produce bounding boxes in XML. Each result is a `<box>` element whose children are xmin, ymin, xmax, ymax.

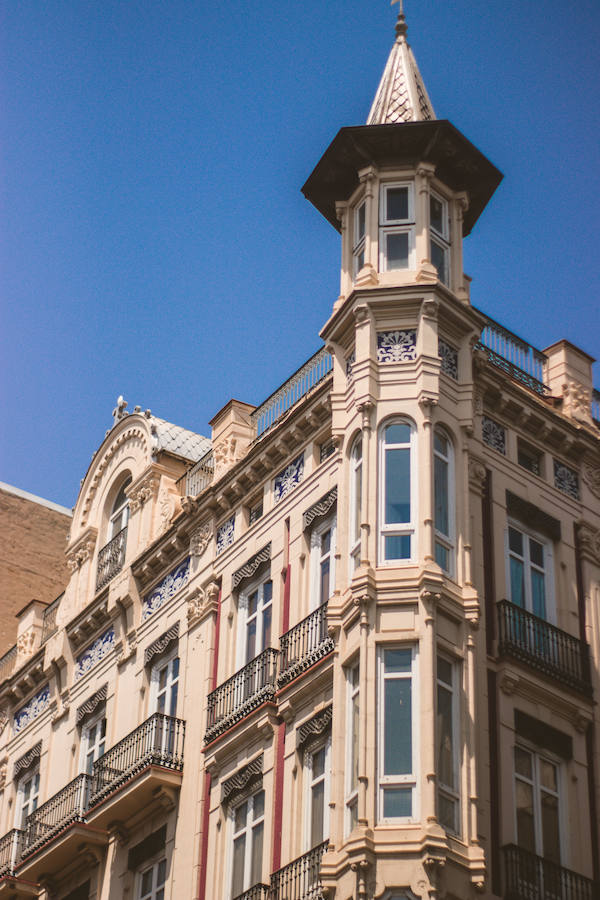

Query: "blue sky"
<box><xmin>1</xmin><ymin>0</ymin><xmax>599</xmax><ymax>508</ymax></box>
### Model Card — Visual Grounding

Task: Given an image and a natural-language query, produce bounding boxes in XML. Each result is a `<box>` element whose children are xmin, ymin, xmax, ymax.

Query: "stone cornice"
<box><xmin>65</xmin><ymin>595</ymin><xmax>112</xmax><ymax>654</ymax></box>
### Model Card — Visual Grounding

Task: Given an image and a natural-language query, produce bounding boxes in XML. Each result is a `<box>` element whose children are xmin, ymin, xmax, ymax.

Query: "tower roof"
<box><xmin>366</xmin><ymin>5</ymin><xmax>435</xmax><ymax>125</ymax></box>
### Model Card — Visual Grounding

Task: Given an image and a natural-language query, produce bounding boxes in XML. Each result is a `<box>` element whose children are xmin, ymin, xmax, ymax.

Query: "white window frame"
<box><xmin>345</xmin><ymin>662</ymin><xmax>360</xmax><ymax>835</ymax></box>
<box><xmin>109</xmin><ymin>478</ymin><xmax>131</xmax><ymax>540</ymax></box>
<box><xmin>310</xmin><ymin>517</ymin><xmax>336</xmax><ymax>611</ymax></box>
<box><xmin>237</xmin><ymin>574</ymin><xmax>274</xmax><ymax>668</ymax></box>
<box><xmin>15</xmin><ymin>768</ymin><xmax>40</xmax><ymax>830</ymax></box>
<box><xmin>433</xmin><ymin>427</ymin><xmax>455</xmax><ymax>575</ymax></box>
<box><xmin>505</xmin><ymin>521</ymin><xmax>555</xmax><ymax>623</ymax></box>
<box><xmin>150</xmin><ymin>648</ymin><xmax>180</xmax><ymax>718</ymax></box>
<box><xmin>349</xmin><ymin>436</ymin><xmax>363</xmax><ymax>575</ymax></box>
<box><xmin>513</xmin><ymin>742</ymin><xmax>565</xmax><ymax>865</ymax></box>
<box><xmin>379</xmin><ymin>182</ymin><xmax>415</xmax><ymax>273</ymax></box>
<box><xmin>79</xmin><ymin>710</ymin><xmax>107</xmax><ymax>775</ymax></box>
<box><xmin>352</xmin><ymin>199</ymin><xmax>366</xmax><ymax>278</ymax></box>
<box><xmin>137</xmin><ymin>857</ymin><xmax>167</xmax><ymax>900</ymax></box>
<box><xmin>303</xmin><ymin>737</ymin><xmax>331</xmax><ymax>851</ymax></box>
<box><xmin>377</xmin><ymin>645</ymin><xmax>418</xmax><ymax>824</ymax></box>
<box><xmin>429</xmin><ymin>189</ymin><xmax>450</xmax><ymax>286</ymax></box>
<box><xmin>228</xmin><ymin>788</ymin><xmax>266</xmax><ymax>899</ymax></box>
<box><xmin>436</xmin><ymin>655</ymin><xmax>461</xmax><ymax>836</ymax></box>
<box><xmin>378</xmin><ymin>420</ymin><xmax>417</xmax><ymax>565</ymax></box>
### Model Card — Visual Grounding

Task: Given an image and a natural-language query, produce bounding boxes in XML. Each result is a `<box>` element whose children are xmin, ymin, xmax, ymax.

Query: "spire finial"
<box><xmin>391</xmin><ymin>0</ymin><xmax>408</xmax><ymax>38</ymax></box>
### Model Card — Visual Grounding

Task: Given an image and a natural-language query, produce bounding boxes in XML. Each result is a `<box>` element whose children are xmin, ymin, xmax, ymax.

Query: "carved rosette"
<box><xmin>577</xmin><ymin>521</ymin><xmax>600</xmax><ymax>566</ymax></box>
<box><xmin>190</xmin><ymin>522</ymin><xmax>213</xmax><ymax>559</ymax></box>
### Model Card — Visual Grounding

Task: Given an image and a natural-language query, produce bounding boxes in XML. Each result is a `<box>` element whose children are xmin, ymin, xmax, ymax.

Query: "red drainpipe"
<box><xmin>272</xmin><ymin>519</ymin><xmax>291</xmax><ymax>874</ymax></box>
<box><xmin>196</xmin><ymin>584</ymin><xmax>222</xmax><ymax>900</ymax></box>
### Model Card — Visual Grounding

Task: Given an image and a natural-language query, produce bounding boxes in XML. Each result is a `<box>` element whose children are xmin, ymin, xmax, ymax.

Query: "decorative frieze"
<box><xmin>144</xmin><ymin>623</ymin><xmax>179</xmax><ymax>667</ymax></box>
<box><xmin>216</xmin><ymin>517</ymin><xmax>235</xmax><ymax>556</ymax></box>
<box><xmin>376</xmin><ymin>330</ymin><xmax>417</xmax><ymax>363</ymax></box>
<box><xmin>190</xmin><ymin>522</ymin><xmax>212</xmax><ymax>559</ymax></box>
<box><xmin>553</xmin><ymin>459</ymin><xmax>580</xmax><ymax>500</ymax></box>
<box><xmin>221</xmin><ymin>754</ymin><xmax>263</xmax><ymax>808</ymax></box>
<box><xmin>438</xmin><ymin>338</ymin><xmax>459</xmax><ymax>380</ymax></box>
<box><xmin>482</xmin><ymin>416</ymin><xmax>506</xmax><ymax>455</ymax></box>
<box><xmin>13</xmin><ymin>742</ymin><xmax>42</xmax><ymax>779</ymax></box>
<box><xmin>232</xmin><ymin>544</ymin><xmax>272</xmax><ymax>592</ymax></box>
<box><xmin>142</xmin><ymin>558</ymin><xmax>190</xmax><ymax>621</ymax></box>
<box><xmin>14</xmin><ymin>685</ymin><xmax>50</xmax><ymax>733</ymax></box>
<box><xmin>576</xmin><ymin>522</ymin><xmax>600</xmax><ymax>566</ymax></box>
<box><xmin>274</xmin><ymin>454</ymin><xmax>304</xmax><ymax>503</ymax></box>
<box><xmin>76</xmin><ymin>684</ymin><xmax>108</xmax><ymax>725</ymax></box>
<box><xmin>75</xmin><ymin>628</ymin><xmax>115</xmax><ymax>680</ymax></box>
<box><xmin>303</xmin><ymin>488</ymin><xmax>338</xmax><ymax>531</ymax></box>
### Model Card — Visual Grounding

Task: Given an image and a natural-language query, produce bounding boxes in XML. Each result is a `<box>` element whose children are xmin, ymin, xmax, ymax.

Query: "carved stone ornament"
<box><xmin>13</xmin><ymin>742</ymin><xmax>42</xmax><ymax>779</ymax></box>
<box><xmin>0</xmin><ymin>760</ymin><xmax>7</xmax><ymax>790</ymax></box>
<box><xmin>468</xmin><ymin>455</ymin><xmax>487</xmax><ymax>492</ymax></box>
<box><xmin>562</xmin><ymin>380</ymin><xmax>593</xmax><ymax>425</ymax></box>
<box><xmin>303</xmin><ymin>488</ymin><xmax>337</xmax><ymax>531</ymax></box>
<box><xmin>377</xmin><ymin>329</ymin><xmax>417</xmax><ymax>363</ymax></box>
<box><xmin>0</xmin><ymin>709</ymin><xmax>8</xmax><ymax>735</ymax></box>
<box><xmin>66</xmin><ymin>527</ymin><xmax>98</xmax><ymax>572</ymax></box>
<box><xmin>190</xmin><ymin>522</ymin><xmax>213</xmax><ymax>559</ymax></box>
<box><xmin>582</xmin><ymin>460</ymin><xmax>600</xmax><ymax>499</ymax></box>
<box><xmin>76</xmin><ymin>684</ymin><xmax>108</xmax><ymax>725</ymax></box>
<box><xmin>221</xmin><ymin>754</ymin><xmax>263</xmax><ymax>808</ymax></box>
<box><xmin>232</xmin><ymin>544</ymin><xmax>271</xmax><ymax>592</ymax></box>
<box><xmin>296</xmin><ymin>705</ymin><xmax>333</xmax><ymax>753</ymax></box>
<box><xmin>158</xmin><ymin>485</ymin><xmax>181</xmax><ymax>534</ymax></box>
<box><xmin>577</xmin><ymin>522</ymin><xmax>600</xmax><ymax>566</ymax></box>
<box><xmin>16</xmin><ymin>627</ymin><xmax>37</xmax><ymax>661</ymax></box>
<box><xmin>213</xmin><ymin>436</ymin><xmax>243</xmax><ymax>480</ymax></box>
<box><xmin>187</xmin><ymin>581</ymin><xmax>219</xmax><ymax>626</ymax></box>
<box><xmin>128</xmin><ymin>471</ymin><xmax>161</xmax><ymax>513</ymax></box>
<box><xmin>144</xmin><ymin>623</ymin><xmax>179</xmax><ymax>667</ymax></box>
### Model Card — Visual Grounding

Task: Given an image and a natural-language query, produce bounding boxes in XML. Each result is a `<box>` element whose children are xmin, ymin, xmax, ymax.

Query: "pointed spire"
<box><xmin>367</xmin><ymin>2</ymin><xmax>435</xmax><ymax>125</ymax></box>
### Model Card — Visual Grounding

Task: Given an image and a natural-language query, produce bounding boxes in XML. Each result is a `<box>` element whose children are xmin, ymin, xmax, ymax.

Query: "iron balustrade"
<box><xmin>41</xmin><ymin>594</ymin><xmax>61</xmax><ymax>644</ymax></box>
<box><xmin>251</xmin><ymin>347</ymin><xmax>333</xmax><ymax>439</ymax></box>
<box><xmin>592</xmin><ymin>388</ymin><xmax>600</xmax><ymax>424</ymax></box>
<box><xmin>502</xmin><ymin>844</ymin><xmax>599</xmax><ymax>900</ymax></box>
<box><xmin>475</xmin><ymin>311</ymin><xmax>549</xmax><ymax>396</ymax></box>
<box><xmin>0</xmin><ymin>829</ymin><xmax>24</xmax><ymax>877</ymax></box>
<box><xmin>270</xmin><ymin>842</ymin><xmax>328</xmax><ymax>900</ymax></box>
<box><xmin>233</xmin><ymin>885</ymin><xmax>270</xmax><ymax>900</ymax></box>
<box><xmin>278</xmin><ymin>603</ymin><xmax>334</xmax><ymax>689</ymax></box>
<box><xmin>177</xmin><ymin>449</ymin><xmax>215</xmax><ymax>498</ymax></box>
<box><xmin>497</xmin><ymin>600</ymin><xmax>592</xmax><ymax>694</ymax></box>
<box><xmin>205</xmin><ymin>648</ymin><xmax>278</xmax><ymax>744</ymax></box>
<box><xmin>23</xmin><ymin>773</ymin><xmax>91</xmax><ymax>858</ymax></box>
<box><xmin>90</xmin><ymin>713</ymin><xmax>185</xmax><ymax>806</ymax></box>
<box><xmin>96</xmin><ymin>526</ymin><xmax>127</xmax><ymax>592</ymax></box>
<box><xmin>0</xmin><ymin>644</ymin><xmax>17</xmax><ymax>685</ymax></box>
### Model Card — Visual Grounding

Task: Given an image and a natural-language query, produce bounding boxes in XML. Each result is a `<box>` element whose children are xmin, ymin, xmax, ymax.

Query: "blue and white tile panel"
<box><xmin>274</xmin><ymin>454</ymin><xmax>304</xmax><ymax>503</ymax></box>
<box><xmin>142</xmin><ymin>557</ymin><xmax>190</xmax><ymax>621</ymax></box>
<box><xmin>75</xmin><ymin>627</ymin><xmax>116</xmax><ymax>680</ymax></box>
<box><xmin>14</xmin><ymin>685</ymin><xmax>50</xmax><ymax>733</ymax></box>
<box><xmin>216</xmin><ymin>517</ymin><xmax>235</xmax><ymax>556</ymax></box>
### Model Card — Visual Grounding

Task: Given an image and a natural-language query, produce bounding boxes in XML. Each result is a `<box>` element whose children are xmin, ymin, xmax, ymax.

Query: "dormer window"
<box><xmin>430</xmin><ymin>191</ymin><xmax>450</xmax><ymax>286</ymax></box>
<box><xmin>352</xmin><ymin>200</ymin><xmax>366</xmax><ymax>277</ymax></box>
<box><xmin>379</xmin><ymin>182</ymin><xmax>415</xmax><ymax>272</ymax></box>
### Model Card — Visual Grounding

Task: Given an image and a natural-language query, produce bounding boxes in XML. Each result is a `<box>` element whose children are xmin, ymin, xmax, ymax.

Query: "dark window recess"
<box><xmin>505</xmin><ymin>491</ymin><xmax>561</xmax><ymax>542</ymax></box>
<box><xmin>517</xmin><ymin>440</ymin><xmax>542</xmax><ymax>476</ymax></box>
<box><xmin>249</xmin><ymin>500</ymin><xmax>263</xmax><ymax>525</ymax></box>
<box><xmin>128</xmin><ymin>825</ymin><xmax>167</xmax><ymax>871</ymax></box>
<box><xmin>514</xmin><ymin>710</ymin><xmax>573</xmax><ymax>760</ymax></box>
<box><xmin>63</xmin><ymin>882</ymin><xmax>91</xmax><ymax>900</ymax></box>
<box><xmin>319</xmin><ymin>438</ymin><xmax>336</xmax><ymax>463</ymax></box>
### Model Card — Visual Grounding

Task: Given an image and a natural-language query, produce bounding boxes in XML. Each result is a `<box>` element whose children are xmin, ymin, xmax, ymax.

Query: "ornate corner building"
<box><xmin>1</xmin><ymin>8</ymin><xmax>599</xmax><ymax>900</ymax></box>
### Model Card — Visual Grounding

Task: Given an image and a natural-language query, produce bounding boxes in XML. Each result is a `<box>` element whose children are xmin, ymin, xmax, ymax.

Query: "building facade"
<box><xmin>1</xmin><ymin>9</ymin><xmax>599</xmax><ymax>900</ymax></box>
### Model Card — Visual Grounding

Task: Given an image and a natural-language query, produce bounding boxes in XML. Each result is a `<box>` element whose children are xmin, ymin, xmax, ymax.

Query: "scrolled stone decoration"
<box><xmin>187</xmin><ymin>582</ymin><xmax>219</xmax><ymax>626</ymax></box>
<box><xmin>0</xmin><ymin>761</ymin><xmax>7</xmax><ymax>790</ymax></box>
<box><xmin>128</xmin><ymin>471</ymin><xmax>161</xmax><ymax>513</ymax></box>
<box><xmin>158</xmin><ymin>486</ymin><xmax>181</xmax><ymax>534</ymax></box>
<box><xmin>142</xmin><ymin>558</ymin><xmax>190</xmax><ymax>621</ymax></box>
<box><xmin>576</xmin><ymin>521</ymin><xmax>600</xmax><ymax>566</ymax></box>
<box><xmin>296</xmin><ymin>705</ymin><xmax>332</xmax><ymax>754</ymax></box>
<box><xmin>0</xmin><ymin>709</ymin><xmax>8</xmax><ymax>735</ymax></box>
<box><xmin>76</xmin><ymin>684</ymin><xmax>108</xmax><ymax>725</ymax></box>
<box><xmin>144</xmin><ymin>623</ymin><xmax>179</xmax><ymax>667</ymax></box>
<box><xmin>468</xmin><ymin>456</ymin><xmax>487</xmax><ymax>492</ymax></box>
<box><xmin>302</xmin><ymin>488</ymin><xmax>338</xmax><ymax>531</ymax></box>
<box><xmin>13</xmin><ymin>742</ymin><xmax>42</xmax><ymax>780</ymax></box>
<box><xmin>582</xmin><ymin>461</ymin><xmax>600</xmax><ymax>500</ymax></box>
<box><xmin>221</xmin><ymin>754</ymin><xmax>263</xmax><ymax>808</ymax></box>
<box><xmin>213</xmin><ymin>436</ymin><xmax>243</xmax><ymax>480</ymax></box>
<box><xmin>66</xmin><ymin>532</ymin><xmax>97</xmax><ymax>572</ymax></box>
<box><xmin>16</xmin><ymin>627</ymin><xmax>36</xmax><ymax>661</ymax></box>
<box><xmin>190</xmin><ymin>522</ymin><xmax>213</xmax><ymax>559</ymax></box>
<box><xmin>562</xmin><ymin>380</ymin><xmax>593</xmax><ymax>425</ymax></box>
<box><xmin>232</xmin><ymin>544</ymin><xmax>272</xmax><ymax>592</ymax></box>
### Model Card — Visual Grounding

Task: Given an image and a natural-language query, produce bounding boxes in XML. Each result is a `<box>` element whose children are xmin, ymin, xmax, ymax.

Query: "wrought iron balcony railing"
<box><xmin>177</xmin><ymin>449</ymin><xmax>215</xmax><ymax>498</ymax></box>
<box><xmin>90</xmin><ymin>713</ymin><xmax>185</xmax><ymax>807</ymax></box>
<box><xmin>96</xmin><ymin>526</ymin><xmax>127</xmax><ymax>592</ymax></box>
<box><xmin>205</xmin><ymin>648</ymin><xmax>278</xmax><ymax>744</ymax></box>
<box><xmin>22</xmin><ymin>773</ymin><xmax>91</xmax><ymax>859</ymax></box>
<box><xmin>0</xmin><ymin>829</ymin><xmax>24</xmax><ymax>878</ymax></box>
<box><xmin>475</xmin><ymin>311</ymin><xmax>550</xmax><ymax>397</ymax></box>
<box><xmin>270</xmin><ymin>842</ymin><xmax>328</xmax><ymax>900</ymax></box>
<box><xmin>251</xmin><ymin>347</ymin><xmax>333</xmax><ymax>440</ymax></box>
<box><xmin>278</xmin><ymin>603</ymin><xmax>334</xmax><ymax>689</ymax></box>
<box><xmin>233</xmin><ymin>885</ymin><xmax>270</xmax><ymax>900</ymax></box>
<box><xmin>503</xmin><ymin>843</ymin><xmax>599</xmax><ymax>900</ymax></box>
<box><xmin>0</xmin><ymin>644</ymin><xmax>17</xmax><ymax>685</ymax></box>
<box><xmin>497</xmin><ymin>600</ymin><xmax>592</xmax><ymax>694</ymax></box>
<box><xmin>41</xmin><ymin>594</ymin><xmax>62</xmax><ymax>644</ymax></box>
<box><xmin>592</xmin><ymin>388</ymin><xmax>600</xmax><ymax>425</ymax></box>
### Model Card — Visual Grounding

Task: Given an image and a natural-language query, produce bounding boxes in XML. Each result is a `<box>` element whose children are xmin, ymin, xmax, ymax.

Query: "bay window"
<box><xmin>436</xmin><ymin>655</ymin><xmax>460</xmax><ymax>834</ymax></box>
<box><xmin>353</xmin><ymin>199</ymin><xmax>366</xmax><ymax>277</ymax></box>
<box><xmin>434</xmin><ymin>428</ymin><xmax>454</xmax><ymax>573</ymax></box>
<box><xmin>379</xmin><ymin>420</ymin><xmax>416</xmax><ymax>564</ymax></box>
<box><xmin>379</xmin><ymin>182</ymin><xmax>415</xmax><ymax>272</ymax></box>
<box><xmin>231</xmin><ymin>790</ymin><xmax>265</xmax><ymax>899</ymax></box>
<box><xmin>349</xmin><ymin>436</ymin><xmax>362</xmax><ymax>572</ymax></box>
<box><xmin>429</xmin><ymin>190</ymin><xmax>450</xmax><ymax>286</ymax></box>
<box><xmin>378</xmin><ymin>647</ymin><xmax>417</xmax><ymax>821</ymax></box>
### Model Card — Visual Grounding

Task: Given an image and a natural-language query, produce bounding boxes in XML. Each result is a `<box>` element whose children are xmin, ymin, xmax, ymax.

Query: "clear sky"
<box><xmin>1</xmin><ymin>0</ymin><xmax>599</xmax><ymax>508</ymax></box>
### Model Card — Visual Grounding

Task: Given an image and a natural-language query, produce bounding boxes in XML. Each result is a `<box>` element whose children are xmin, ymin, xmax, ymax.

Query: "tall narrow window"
<box><xmin>349</xmin><ymin>437</ymin><xmax>362</xmax><ymax>572</ymax></box>
<box><xmin>379</xmin><ymin>421</ymin><xmax>415</xmax><ymax>563</ymax></box>
<box><xmin>151</xmin><ymin>653</ymin><xmax>180</xmax><ymax>717</ymax></box>
<box><xmin>138</xmin><ymin>858</ymin><xmax>166</xmax><ymax>900</ymax></box>
<box><xmin>305</xmin><ymin>742</ymin><xmax>330</xmax><ymax>849</ymax></box>
<box><xmin>353</xmin><ymin>200</ymin><xmax>366</xmax><ymax>277</ymax></box>
<box><xmin>240</xmin><ymin>577</ymin><xmax>273</xmax><ymax>664</ymax></box>
<box><xmin>378</xmin><ymin>647</ymin><xmax>417</xmax><ymax>821</ymax></box>
<box><xmin>310</xmin><ymin>519</ymin><xmax>336</xmax><ymax>610</ymax></box>
<box><xmin>345</xmin><ymin>663</ymin><xmax>360</xmax><ymax>833</ymax></box>
<box><xmin>434</xmin><ymin>428</ymin><xmax>454</xmax><ymax>573</ymax></box>
<box><xmin>514</xmin><ymin>746</ymin><xmax>561</xmax><ymax>864</ymax></box>
<box><xmin>379</xmin><ymin>183</ymin><xmax>415</xmax><ymax>272</ymax></box>
<box><xmin>507</xmin><ymin>525</ymin><xmax>552</xmax><ymax>620</ymax></box>
<box><xmin>436</xmin><ymin>656</ymin><xmax>460</xmax><ymax>834</ymax></box>
<box><xmin>81</xmin><ymin>713</ymin><xmax>107</xmax><ymax>774</ymax></box>
<box><xmin>231</xmin><ymin>790</ymin><xmax>265</xmax><ymax>899</ymax></box>
<box><xmin>109</xmin><ymin>478</ymin><xmax>131</xmax><ymax>539</ymax></box>
<box><xmin>430</xmin><ymin>191</ymin><xmax>450</xmax><ymax>286</ymax></box>
<box><xmin>15</xmin><ymin>769</ymin><xmax>39</xmax><ymax>830</ymax></box>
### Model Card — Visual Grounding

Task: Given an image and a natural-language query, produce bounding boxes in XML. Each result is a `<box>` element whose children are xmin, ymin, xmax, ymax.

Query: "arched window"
<box><xmin>379</xmin><ymin>420</ymin><xmax>416</xmax><ymax>564</ymax></box>
<box><xmin>349</xmin><ymin>436</ymin><xmax>362</xmax><ymax>572</ymax></box>
<box><xmin>109</xmin><ymin>477</ymin><xmax>131</xmax><ymax>539</ymax></box>
<box><xmin>433</xmin><ymin>428</ymin><xmax>454</xmax><ymax>573</ymax></box>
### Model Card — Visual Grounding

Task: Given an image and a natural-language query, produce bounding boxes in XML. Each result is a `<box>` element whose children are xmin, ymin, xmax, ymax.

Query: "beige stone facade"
<box><xmin>0</xmin><ymin>10</ymin><xmax>599</xmax><ymax>900</ymax></box>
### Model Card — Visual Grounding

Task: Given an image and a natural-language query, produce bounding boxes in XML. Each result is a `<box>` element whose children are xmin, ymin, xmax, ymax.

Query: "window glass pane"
<box><xmin>248</xmin><ymin>590</ymin><xmax>258</xmax><ymax>616</ymax></box>
<box><xmin>351</xmin><ymin>692</ymin><xmax>359</xmax><ymax>789</ymax></box>
<box><xmin>384</xmin><ymin>648</ymin><xmax>412</xmax><ymax>673</ymax></box>
<box><xmin>141</xmin><ymin>869</ymin><xmax>153</xmax><ymax>896</ymax></box>
<box><xmin>510</xmin><ymin>557</ymin><xmax>525</xmax><ymax>607</ymax></box>
<box><xmin>541</xmin><ymin>790</ymin><xmax>560</xmax><ymax>863</ymax></box>
<box><xmin>385</xmin><ymin>448</ymin><xmax>410</xmax><ymax>523</ymax></box>
<box><xmin>357</xmin><ymin>203</ymin><xmax>365</xmax><ymax>239</ymax></box>
<box><xmin>262</xmin><ymin>606</ymin><xmax>272</xmax><ymax>651</ymax></box>
<box><xmin>430</xmin><ymin>239</ymin><xmax>447</xmax><ymax>283</ymax></box>
<box><xmin>311</xmin><ymin>781</ymin><xmax>325</xmax><ymax>846</ymax></box>
<box><xmin>430</xmin><ymin>194</ymin><xmax>444</xmax><ymax>234</ymax></box>
<box><xmin>353</xmin><ymin>465</ymin><xmax>362</xmax><ymax>539</ymax></box>
<box><xmin>263</xmin><ymin>581</ymin><xmax>272</xmax><ymax>604</ymax></box>
<box><xmin>540</xmin><ymin>760</ymin><xmax>557</xmax><ymax>792</ymax></box>
<box><xmin>246</xmin><ymin>620</ymin><xmax>256</xmax><ymax>661</ymax></box>
<box><xmin>515</xmin><ymin>779</ymin><xmax>535</xmax><ymax>852</ymax></box>
<box><xmin>514</xmin><ymin>747</ymin><xmax>533</xmax><ymax>779</ymax></box>
<box><xmin>386</xmin><ymin>187</ymin><xmax>409</xmax><ymax>221</ymax></box>
<box><xmin>384</xmin><ymin>679</ymin><xmax>412</xmax><ymax>774</ymax></box>
<box><xmin>434</xmin><ymin>431</ymin><xmax>447</xmax><ymax>455</ymax></box>
<box><xmin>385</xmin><ymin>232</ymin><xmax>409</xmax><ymax>269</ymax></box>
<box><xmin>435</xmin><ymin>542</ymin><xmax>449</xmax><ymax>571</ymax></box>
<box><xmin>383</xmin><ymin>787</ymin><xmax>412</xmax><ymax>818</ymax></box>
<box><xmin>530</xmin><ymin>570</ymin><xmax>546</xmax><ymax>619</ymax></box>
<box><xmin>530</xmin><ymin>539</ymin><xmax>544</xmax><ymax>569</ymax></box>
<box><xmin>232</xmin><ymin>834</ymin><xmax>246</xmax><ymax>898</ymax></box>
<box><xmin>312</xmin><ymin>747</ymin><xmax>326</xmax><ymax>779</ymax></box>
<box><xmin>250</xmin><ymin>821</ymin><xmax>264</xmax><ymax>885</ymax></box>
<box><xmin>509</xmin><ymin>527</ymin><xmax>523</xmax><ymax>556</ymax></box>
<box><xmin>234</xmin><ymin>801</ymin><xmax>248</xmax><ymax>832</ymax></box>
<box><xmin>437</xmin><ymin>683</ymin><xmax>454</xmax><ymax>789</ymax></box>
<box><xmin>320</xmin><ymin>560</ymin><xmax>330</xmax><ymax>604</ymax></box>
<box><xmin>157</xmin><ymin>859</ymin><xmax>167</xmax><ymax>886</ymax></box>
<box><xmin>169</xmin><ymin>682</ymin><xmax>178</xmax><ymax>717</ymax></box>
<box><xmin>321</xmin><ymin>530</ymin><xmax>331</xmax><ymax>555</ymax></box>
<box><xmin>438</xmin><ymin>792</ymin><xmax>457</xmax><ymax>832</ymax></box>
<box><xmin>434</xmin><ymin>454</ymin><xmax>449</xmax><ymax>536</ymax></box>
<box><xmin>253</xmin><ymin>790</ymin><xmax>265</xmax><ymax>820</ymax></box>
<box><xmin>384</xmin><ymin>534</ymin><xmax>411</xmax><ymax>560</ymax></box>
<box><xmin>438</xmin><ymin>657</ymin><xmax>452</xmax><ymax>686</ymax></box>
<box><xmin>386</xmin><ymin>424</ymin><xmax>411</xmax><ymax>444</ymax></box>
